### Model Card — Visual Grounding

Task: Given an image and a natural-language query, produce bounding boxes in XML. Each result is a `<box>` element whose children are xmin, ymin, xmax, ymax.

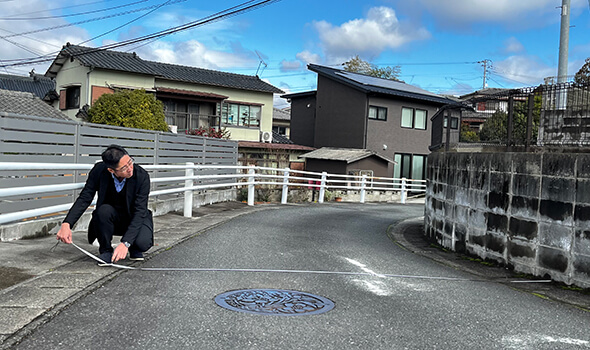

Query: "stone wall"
<box><xmin>424</xmin><ymin>152</ymin><xmax>590</xmax><ymax>288</ymax></box>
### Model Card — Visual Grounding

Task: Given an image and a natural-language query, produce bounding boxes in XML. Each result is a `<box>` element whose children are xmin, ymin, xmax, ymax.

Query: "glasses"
<box><xmin>114</xmin><ymin>157</ymin><xmax>134</xmax><ymax>173</ymax></box>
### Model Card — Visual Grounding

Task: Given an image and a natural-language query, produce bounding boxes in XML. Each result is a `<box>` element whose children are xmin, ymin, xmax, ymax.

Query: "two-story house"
<box><xmin>282</xmin><ymin>64</ymin><xmax>458</xmax><ymax>180</ymax></box>
<box><xmin>44</xmin><ymin>43</ymin><xmax>283</xmax><ymax>142</ymax></box>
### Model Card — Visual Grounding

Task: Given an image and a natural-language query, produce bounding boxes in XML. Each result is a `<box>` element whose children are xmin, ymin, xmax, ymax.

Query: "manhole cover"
<box><xmin>214</xmin><ymin>289</ymin><xmax>335</xmax><ymax>316</ymax></box>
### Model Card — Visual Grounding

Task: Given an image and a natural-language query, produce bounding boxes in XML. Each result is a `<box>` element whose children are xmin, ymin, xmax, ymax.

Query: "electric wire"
<box><xmin>0</xmin><ymin>0</ymin><xmax>187</xmax><ymax>39</ymax></box>
<box><xmin>0</xmin><ymin>0</ymin><xmax>281</xmax><ymax>69</ymax></box>
<box><xmin>0</xmin><ymin>0</ymin><xmax>149</xmax><ymax>20</ymax></box>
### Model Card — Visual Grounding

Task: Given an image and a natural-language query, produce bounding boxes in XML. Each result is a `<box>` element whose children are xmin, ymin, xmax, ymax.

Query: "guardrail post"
<box><xmin>401</xmin><ymin>177</ymin><xmax>407</xmax><ymax>204</ymax></box>
<box><xmin>184</xmin><ymin>162</ymin><xmax>194</xmax><ymax>217</ymax></box>
<box><xmin>281</xmin><ymin>168</ymin><xmax>290</xmax><ymax>204</ymax></box>
<box><xmin>318</xmin><ymin>172</ymin><xmax>327</xmax><ymax>203</ymax></box>
<box><xmin>248</xmin><ymin>166</ymin><xmax>255</xmax><ymax>206</ymax></box>
<box><xmin>360</xmin><ymin>174</ymin><xmax>367</xmax><ymax>203</ymax></box>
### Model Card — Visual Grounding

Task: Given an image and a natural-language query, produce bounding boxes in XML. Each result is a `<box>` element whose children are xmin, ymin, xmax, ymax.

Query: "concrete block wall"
<box><xmin>424</xmin><ymin>152</ymin><xmax>590</xmax><ymax>288</ymax></box>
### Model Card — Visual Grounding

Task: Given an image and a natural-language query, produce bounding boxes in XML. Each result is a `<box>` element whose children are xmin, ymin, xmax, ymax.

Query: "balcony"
<box><xmin>165</xmin><ymin>112</ymin><xmax>220</xmax><ymax>133</ymax></box>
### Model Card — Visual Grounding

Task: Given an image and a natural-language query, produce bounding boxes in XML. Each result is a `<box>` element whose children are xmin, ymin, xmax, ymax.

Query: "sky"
<box><xmin>0</xmin><ymin>0</ymin><xmax>589</xmax><ymax>109</ymax></box>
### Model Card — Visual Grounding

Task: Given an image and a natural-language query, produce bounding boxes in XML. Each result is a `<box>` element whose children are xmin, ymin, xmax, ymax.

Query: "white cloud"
<box><xmin>279</xmin><ymin>60</ymin><xmax>301</xmax><ymax>72</ymax></box>
<box><xmin>503</xmin><ymin>37</ymin><xmax>525</xmax><ymax>54</ymax></box>
<box><xmin>312</xmin><ymin>7</ymin><xmax>430</xmax><ymax>63</ymax></box>
<box><xmin>137</xmin><ymin>40</ymin><xmax>258</xmax><ymax>70</ymax></box>
<box><xmin>296</xmin><ymin>50</ymin><xmax>322</xmax><ymax>65</ymax></box>
<box><xmin>390</xmin><ymin>0</ymin><xmax>588</xmax><ymax>29</ymax></box>
<box><xmin>0</xmin><ymin>0</ymin><xmax>88</xmax><ymax>75</ymax></box>
<box><xmin>493</xmin><ymin>55</ymin><xmax>555</xmax><ymax>85</ymax></box>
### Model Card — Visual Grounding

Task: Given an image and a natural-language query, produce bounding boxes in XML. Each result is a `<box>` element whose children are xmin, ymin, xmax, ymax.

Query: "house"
<box><xmin>0</xmin><ymin>89</ymin><xmax>68</xmax><ymax>120</ymax></box>
<box><xmin>458</xmin><ymin>88</ymin><xmax>511</xmax><ymax>132</ymax></box>
<box><xmin>44</xmin><ymin>43</ymin><xmax>283</xmax><ymax>142</ymax></box>
<box><xmin>299</xmin><ymin>147</ymin><xmax>394</xmax><ymax>178</ymax></box>
<box><xmin>282</xmin><ymin>64</ymin><xmax>458</xmax><ymax>180</ymax></box>
<box><xmin>0</xmin><ymin>72</ymin><xmax>58</xmax><ymax>103</ymax></box>
<box><xmin>272</xmin><ymin>107</ymin><xmax>291</xmax><ymax>138</ymax></box>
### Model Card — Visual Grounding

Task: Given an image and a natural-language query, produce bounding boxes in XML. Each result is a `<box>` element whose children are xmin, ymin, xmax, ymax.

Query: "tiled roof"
<box><xmin>272</xmin><ymin>107</ymin><xmax>290</xmax><ymax>121</ymax></box>
<box><xmin>46</xmin><ymin>44</ymin><xmax>283</xmax><ymax>94</ymax></box>
<box><xmin>307</xmin><ymin>64</ymin><xmax>457</xmax><ymax>106</ymax></box>
<box><xmin>272</xmin><ymin>131</ymin><xmax>293</xmax><ymax>144</ymax></box>
<box><xmin>299</xmin><ymin>147</ymin><xmax>394</xmax><ymax>164</ymax></box>
<box><xmin>0</xmin><ymin>73</ymin><xmax>55</xmax><ymax>99</ymax></box>
<box><xmin>238</xmin><ymin>141</ymin><xmax>314</xmax><ymax>151</ymax></box>
<box><xmin>0</xmin><ymin>89</ymin><xmax>69</xmax><ymax>120</ymax></box>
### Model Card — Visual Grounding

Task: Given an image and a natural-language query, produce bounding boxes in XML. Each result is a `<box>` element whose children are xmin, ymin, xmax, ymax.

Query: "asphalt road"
<box><xmin>13</xmin><ymin>204</ymin><xmax>590</xmax><ymax>349</ymax></box>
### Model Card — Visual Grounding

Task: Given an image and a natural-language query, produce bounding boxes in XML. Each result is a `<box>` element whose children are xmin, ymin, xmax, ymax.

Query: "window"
<box><xmin>401</xmin><ymin>107</ymin><xmax>427</xmax><ymax>130</ymax></box>
<box><xmin>60</xmin><ymin>86</ymin><xmax>80</xmax><ymax>110</ymax></box>
<box><xmin>443</xmin><ymin>116</ymin><xmax>459</xmax><ymax>129</ymax></box>
<box><xmin>273</xmin><ymin>126</ymin><xmax>287</xmax><ymax>135</ymax></box>
<box><xmin>220</xmin><ymin>103</ymin><xmax>261</xmax><ymax>127</ymax></box>
<box><xmin>394</xmin><ymin>153</ymin><xmax>427</xmax><ymax>181</ymax></box>
<box><xmin>368</xmin><ymin>106</ymin><xmax>387</xmax><ymax>121</ymax></box>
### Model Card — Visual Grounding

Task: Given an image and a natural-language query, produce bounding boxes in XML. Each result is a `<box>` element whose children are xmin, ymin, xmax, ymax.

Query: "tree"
<box><xmin>343</xmin><ymin>55</ymin><xmax>401</xmax><ymax>81</ymax></box>
<box><xmin>88</xmin><ymin>89</ymin><xmax>169</xmax><ymax>132</ymax></box>
<box><xmin>574</xmin><ymin>58</ymin><xmax>590</xmax><ymax>85</ymax></box>
<box><xmin>479</xmin><ymin>95</ymin><xmax>541</xmax><ymax>145</ymax></box>
<box><xmin>459</xmin><ymin>122</ymin><xmax>479</xmax><ymax>142</ymax></box>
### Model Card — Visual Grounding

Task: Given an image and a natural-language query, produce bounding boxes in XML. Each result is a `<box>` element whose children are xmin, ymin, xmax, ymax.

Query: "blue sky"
<box><xmin>1</xmin><ymin>0</ymin><xmax>589</xmax><ymax>108</ymax></box>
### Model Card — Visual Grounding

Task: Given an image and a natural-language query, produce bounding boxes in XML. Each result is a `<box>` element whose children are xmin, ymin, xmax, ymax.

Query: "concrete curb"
<box><xmin>388</xmin><ymin>216</ymin><xmax>590</xmax><ymax>313</ymax></box>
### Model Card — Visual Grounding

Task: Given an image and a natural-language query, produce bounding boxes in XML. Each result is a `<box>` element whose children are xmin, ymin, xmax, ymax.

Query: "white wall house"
<box><xmin>45</xmin><ymin>43</ymin><xmax>283</xmax><ymax>142</ymax></box>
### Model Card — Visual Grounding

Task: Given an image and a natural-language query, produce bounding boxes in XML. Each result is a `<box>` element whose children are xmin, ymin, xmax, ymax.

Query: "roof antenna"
<box><xmin>255</xmin><ymin>50</ymin><xmax>267</xmax><ymax>77</ymax></box>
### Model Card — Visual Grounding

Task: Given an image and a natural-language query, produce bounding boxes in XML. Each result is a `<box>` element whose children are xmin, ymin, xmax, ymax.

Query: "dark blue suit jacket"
<box><xmin>63</xmin><ymin>162</ymin><xmax>152</xmax><ymax>244</ymax></box>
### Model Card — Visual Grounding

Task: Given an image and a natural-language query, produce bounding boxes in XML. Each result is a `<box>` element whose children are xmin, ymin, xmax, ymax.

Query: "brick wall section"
<box><xmin>424</xmin><ymin>152</ymin><xmax>590</xmax><ymax>288</ymax></box>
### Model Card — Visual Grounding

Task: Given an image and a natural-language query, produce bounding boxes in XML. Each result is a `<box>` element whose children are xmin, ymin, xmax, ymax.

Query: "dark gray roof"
<box><xmin>300</xmin><ymin>147</ymin><xmax>394</xmax><ymax>164</ymax></box>
<box><xmin>272</xmin><ymin>107</ymin><xmax>290</xmax><ymax>121</ymax></box>
<box><xmin>0</xmin><ymin>89</ymin><xmax>69</xmax><ymax>120</ymax></box>
<box><xmin>0</xmin><ymin>73</ymin><xmax>55</xmax><ymax>99</ymax></box>
<box><xmin>46</xmin><ymin>44</ymin><xmax>283</xmax><ymax>94</ymax></box>
<box><xmin>307</xmin><ymin>64</ymin><xmax>457</xmax><ymax>106</ymax></box>
<box><xmin>272</xmin><ymin>131</ymin><xmax>293</xmax><ymax>144</ymax></box>
<box><xmin>459</xmin><ymin>88</ymin><xmax>511</xmax><ymax>100</ymax></box>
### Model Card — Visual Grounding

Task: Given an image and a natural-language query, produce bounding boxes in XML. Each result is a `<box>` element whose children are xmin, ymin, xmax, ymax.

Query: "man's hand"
<box><xmin>56</xmin><ymin>223</ymin><xmax>73</xmax><ymax>244</ymax></box>
<box><xmin>112</xmin><ymin>243</ymin><xmax>129</xmax><ymax>263</ymax></box>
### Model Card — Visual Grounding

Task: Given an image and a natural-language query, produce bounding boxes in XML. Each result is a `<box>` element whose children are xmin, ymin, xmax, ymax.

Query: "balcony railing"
<box><xmin>164</xmin><ymin>112</ymin><xmax>220</xmax><ymax>132</ymax></box>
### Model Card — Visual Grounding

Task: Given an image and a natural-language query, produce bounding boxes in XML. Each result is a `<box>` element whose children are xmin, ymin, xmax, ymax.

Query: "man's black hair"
<box><xmin>102</xmin><ymin>145</ymin><xmax>129</xmax><ymax>169</ymax></box>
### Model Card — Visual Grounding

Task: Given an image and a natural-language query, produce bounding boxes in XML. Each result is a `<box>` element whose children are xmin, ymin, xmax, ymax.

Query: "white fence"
<box><xmin>0</xmin><ymin>162</ymin><xmax>425</xmax><ymax>225</ymax></box>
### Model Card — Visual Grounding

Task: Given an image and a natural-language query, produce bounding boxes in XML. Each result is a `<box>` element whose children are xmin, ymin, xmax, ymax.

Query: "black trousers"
<box><xmin>89</xmin><ymin>204</ymin><xmax>153</xmax><ymax>254</ymax></box>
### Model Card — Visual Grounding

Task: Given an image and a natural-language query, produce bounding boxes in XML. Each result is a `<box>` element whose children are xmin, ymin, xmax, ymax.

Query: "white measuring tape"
<box><xmin>71</xmin><ymin>243</ymin><xmax>551</xmax><ymax>284</ymax></box>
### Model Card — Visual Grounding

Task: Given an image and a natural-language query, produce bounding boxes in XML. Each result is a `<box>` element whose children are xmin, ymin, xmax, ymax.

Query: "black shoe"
<box><xmin>129</xmin><ymin>249</ymin><xmax>144</xmax><ymax>261</ymax></box>
<box><xmin>97</xmin><ymin>252</ymin><xmax>113</xmax><ymax>266</ymax></box>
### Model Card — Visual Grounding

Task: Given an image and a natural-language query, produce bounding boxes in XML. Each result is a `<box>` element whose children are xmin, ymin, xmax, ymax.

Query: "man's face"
<box><xmin>109</xmin><ymin>155</ymin><xmax>134</xmax><ymax>179</ymax></box>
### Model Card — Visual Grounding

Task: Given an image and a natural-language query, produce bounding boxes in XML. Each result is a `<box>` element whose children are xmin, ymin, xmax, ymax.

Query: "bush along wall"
<box><xmin>424</xmin><ymin>151</ymin><xmax>590</xmax><ymax>288</ymax></box>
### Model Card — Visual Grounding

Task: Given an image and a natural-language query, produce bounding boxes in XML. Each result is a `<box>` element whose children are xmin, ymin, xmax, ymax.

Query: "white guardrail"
<box><xmin>0</xmin><ymin>162</ymin><xmax>426</xmax><ymax>225</ymax></box>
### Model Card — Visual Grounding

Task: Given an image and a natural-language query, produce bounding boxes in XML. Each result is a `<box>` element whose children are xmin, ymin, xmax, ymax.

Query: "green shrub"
<box><xmin>88</xmin><ymin>89</ymin><xmax>169</xmax><ymax>132</ymax></box>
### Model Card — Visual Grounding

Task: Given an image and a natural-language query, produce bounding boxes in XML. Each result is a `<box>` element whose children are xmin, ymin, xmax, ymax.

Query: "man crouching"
<box><xmin>56</xmin><ymin>145</ymin><xmax>153</xmax><ymax>265</ymax></box>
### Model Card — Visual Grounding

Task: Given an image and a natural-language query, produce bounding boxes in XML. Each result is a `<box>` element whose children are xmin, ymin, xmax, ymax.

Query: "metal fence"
<box><xmin>431</xmin><ymin>82</ymin><xmax>590</xmax><ymax>151</ymax></box>
<box><xmin>0</xmin><ymin>112</ymin><xmax>237</xmax><ymax>217</ymax></box>
<box><xmin>0</xmin><ymin>162</ymin><xmax>425</xmax><ymax>226</ymax></box>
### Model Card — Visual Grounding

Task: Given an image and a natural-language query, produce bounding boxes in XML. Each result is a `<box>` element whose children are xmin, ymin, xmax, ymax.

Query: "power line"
<box><xmin>0</xmin><ymin>0</ymin><xmax>187</xmax><ymax>39</ymax></box>
<box><xmin>78</xmin><ymin>0</ymin><xmax>174</xmax><ymax>45</ymax></box>
<box><xmin>0</xmin><ymin>0</ymin><xmax>149</xmax><ymax>20</ymax></box>
<box><xmin>1</xmin><ymin>0</ymin><xmax>119</xmax><ymax>18</ymax></box>
<box><xmin>0</xmin><ymin>0</ymin><xmax>282</xmax><ymax>69</ymax></box>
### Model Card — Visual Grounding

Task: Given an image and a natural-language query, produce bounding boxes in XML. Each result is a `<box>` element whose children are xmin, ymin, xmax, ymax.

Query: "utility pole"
<box><xmin>557</xmin><ymin>0</ymin><xmax>571</xmax><ymax>110</ymax></box>
<box><xmin>478</xmin><ymin>59</ymin><xmax>491</xmax><ymax>89</ymax></box>
<box><xmin>557</xmin><ymin>0</ymin><xmax>570</xmax><ymax>84</ymax></box>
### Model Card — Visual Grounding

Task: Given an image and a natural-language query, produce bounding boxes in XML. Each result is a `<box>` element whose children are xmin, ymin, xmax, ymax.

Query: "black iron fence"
<box><xmin>431</xmin><ymin>82</ymin><xmax>590</xmax><ymax>151</ymax></box>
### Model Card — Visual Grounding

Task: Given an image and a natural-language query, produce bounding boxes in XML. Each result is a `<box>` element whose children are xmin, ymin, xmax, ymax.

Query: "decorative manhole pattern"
<box><xmin>214</xmin><ymin>289</ymin><xmax>335</xmax><ymax>316</ymax></box>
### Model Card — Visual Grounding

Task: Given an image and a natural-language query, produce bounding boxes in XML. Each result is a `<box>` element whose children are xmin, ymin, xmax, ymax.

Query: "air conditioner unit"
<box><xmin>260</xmin><ymin>131</ymin><xmax>272</xmax><ymax>143</ymax></box>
